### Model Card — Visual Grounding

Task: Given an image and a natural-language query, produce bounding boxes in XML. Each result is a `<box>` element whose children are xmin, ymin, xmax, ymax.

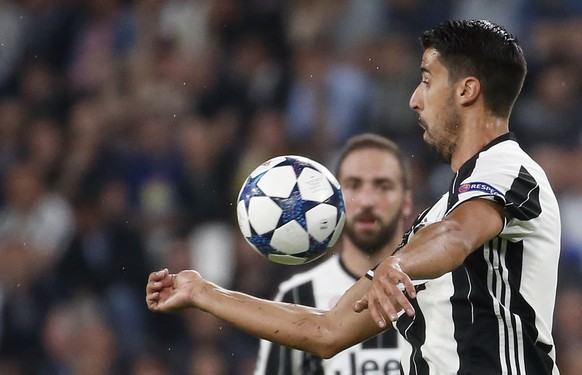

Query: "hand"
<box><xmin>146</xmin><ymin>268</ymin><xmax>206</xmax><ymax>312</ymax></box>
<box><xmin>353</xmin><ymin>257</ymin><xmax>416</xmax><ymax>328</ymax></box>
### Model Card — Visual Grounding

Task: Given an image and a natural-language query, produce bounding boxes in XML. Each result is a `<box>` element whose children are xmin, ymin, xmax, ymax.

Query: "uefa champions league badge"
<box><xmin>458</xmin><ymin>182</ymin><xmax>502</xmax><ymax>196</ymax></box>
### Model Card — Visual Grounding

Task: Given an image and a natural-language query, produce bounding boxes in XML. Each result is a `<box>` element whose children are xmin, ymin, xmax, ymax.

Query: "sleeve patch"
<box><xmin>459</xmin><ymin>182</ymin><xmax>502</xmax><ymax>196</ymax></box>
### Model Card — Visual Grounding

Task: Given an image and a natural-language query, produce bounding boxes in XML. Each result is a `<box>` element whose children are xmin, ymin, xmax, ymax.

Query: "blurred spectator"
<box><xmin>67</xmin><ymin>0</ymin><xmax>137</xmax><ymax>95</ymax></box>
<box><xmin>19</xmin><ymin>0</ymin><xmax>81</xmax><ymax>76</ymax></box>
<box><xmin>231</xmin><ymin>108</ymin><xmax>292</xmax><ymax>194</ymax></box>
<box><xmin>523</xmin><ymin>5</ymin><xmax>582</xmax><ymax>67</ymax></box>
<box><xmin>285</xmin><ymin>37</ymin><xmax>372</xmax><ymax>161</ymax></box>
<box><xmin>175</xmin><ymin>113</ymin><xmax>239</xmax><ymax>228</ymax></box>
<box><xmin>525</xmin><ymin>0</ymin><xmax>582</xmax><ymax>19</ymax></box>
<box><xmin>513</xmin><ymin>61</ymin><xmax>582</xmax><ymax>149</ymax></box>
<box><xmin>56</xmin><ymin>176</ymin><xmax>151</xmax><ymax>366</ymax></box>
<box><xmin>38</xmin><ymin>294</ymin><xmax>121</xmax><ymax>375</ymax></box>
<box><xmin>130</xmin><ymin>351</ymin><xmax>171</xmax><ymax>375</ymax></box>
<box><xmin>554</xmin><ymin>281</ymin><xmax>582</xmax><ymax>375</ymax></box>
<box><xmin>22</xmin><ymin>116</ymin><xmax>66</xmax><ymax>186</ymax></box>
<box><xmin>383</xmin><ymin>0</ymin><xmax>452</xmax><ymax>36</ymax></box>
<box><xmin>56</xmin><ymin>94</ymin><xmax>122</xmax><ymax>201</ymax></box>
<box><xmin>158</xmin><ymin>0</ymin><xmax>212</xmax><ymax>57</ymax></box>
<box><xmin>188</xmin><ymin>344</ymin><xmax>229</xmax><ymax>375</ymax></box>
<box><xmin>451</xmin><ymin>0</ymin><xmax>526</xmax><ymax>36</ymax></box>
<box><xmin>16</xmin><ymin>59</ymin><xmax>70</xmax><ymax>122</ymax></box>
<box><xmin>0</xmin><ymin>1</ymin><xmax>27</xmax><ymax>95</ymax></box>
<box><xmin>188</xmin><ymin>222</ymin><xmax>236</xmax><ymax>288</ymax></box>
<box><xmin>120</xmin><ymin>111</ymin><xmax>187</xmax><ymax>258</ymax></box>
<box><xmin>0</xmin><ymin>160</ymin><xmax>74</xmax><ymax>363</ymax></box>
<box><xmin>39</xmin><ymin>301</ymin><xmax>78</xmax><ymax>374</ymax></box>
<box><xmin>559</xmin><ymin>342</ymin><xmax>582</xmax><ymax>375</ymax></box>
<box><xmin>0</xmin><ymin>99</ymin><xmax>26</xmax><ymax>192</ymax></box>
<box><xmin>364</xmin><ymin>33</ymin><xmax>423</xmax><ymax>149</ymax></box>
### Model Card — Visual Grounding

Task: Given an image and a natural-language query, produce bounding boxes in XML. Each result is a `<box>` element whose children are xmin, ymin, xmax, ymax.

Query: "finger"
<box><xmin>146</xmin><ymin>291</ymin><xmax>159</xmax><ymax>309</ymax></box>
<box><xmin>148</xmin><ymin>269</ymin><xmax>169</xmax><ymax>283</ymax></box>
<box><xmin>158</xmin><ymin>273</ymin><xmax>175</xmax><ymax>288</ymax></box>
<box><xmin>400</xmin><ymin>274</ymin><xmax>416</xmax><ymax>299</ymax></box>
<box><xmin>146</xmin><ymin>279</ymin><xmax>161</xmax><ymax>294</ymax></box>
<box><xmin>388</xmin><ymin>283</ymin><xmax>415</xmax><ymax>317</ymax></box>
<box><xmin>367</xmin><ymin>288</ymin><xmax>388</xmax><ymax>328</ymax></box>
<box><xmin>375</xmin><ymin>276</ymin><xmax>402</xmax><ymax>321</ymax></box>
<box><xmin>376</xmin><ymin>292</ymin><xmax>400</xmax><ymax>322</ymax></box>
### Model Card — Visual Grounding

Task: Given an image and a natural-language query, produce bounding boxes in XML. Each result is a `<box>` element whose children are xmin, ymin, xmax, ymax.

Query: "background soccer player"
<box><xmin>254</xmin><ymin>133</ymin><xmax>413</xmax><ymax>375</ymax></box>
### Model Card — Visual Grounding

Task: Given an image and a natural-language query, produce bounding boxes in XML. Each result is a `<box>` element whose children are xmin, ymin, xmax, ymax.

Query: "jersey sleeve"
<box><xmin>451</xmin><ymin>150</ymin><xmax>542</xmax><ymax>224</ymax></box>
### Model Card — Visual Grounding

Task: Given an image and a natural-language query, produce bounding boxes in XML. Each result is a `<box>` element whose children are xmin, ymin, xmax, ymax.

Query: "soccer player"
<box><xmin>254</xmin><ymin>134</ymin><xmax>413</xmax><ymax>375</ymax></box>
<box><xmin>146</xmin><ymin>19</ymin><xmax>561</xmax><ymax>374</ymax></box>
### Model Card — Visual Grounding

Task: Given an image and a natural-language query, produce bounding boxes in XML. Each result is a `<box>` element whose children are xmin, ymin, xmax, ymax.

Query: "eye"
<box><xmin>379</xmin><ymin>182</ymin><xmax>393</xmax><ymax>191</ymax></box>
<box><xmin>342</xmin><ymin>179</ymin><xmax>359</xmax><ymax>190</ymax></box>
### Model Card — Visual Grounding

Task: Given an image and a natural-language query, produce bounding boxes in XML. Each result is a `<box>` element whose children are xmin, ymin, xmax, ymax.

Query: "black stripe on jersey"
<box><xmin>396</xmin><ymin>300</ymin><xmax>430</xmax><ymax>375</ymax></box>
<box><xmin>505</xmin><ymin>166</ymin><xmax>541</xmax><ymax>221</ymax></box>
<box><xmin>265</xmin><ymin>287</ymin><xmax>297</xmax><ymax>375</ymax></box>
<box><xmin>293</xmin><ymin>283</ymin><xmax>325</xmax><ymax>375</ymax></box>
<box><xmin>456</xmin><ymin>237</ymin><xmax>555</xmax><ymax>374</ymax></box>
<box><xmin>451</xmin><ymin>265</ymin><xmax>476</xmax><ymax>373</ymax></box>
<box><xmin>362</xmin><ymin>326</ymin><xmax>399</xmax><ymax>350</ymax></box>
<box><xmin>265</xmin><ymin>282</ymin><xmax>321</xmax><ymax>375</ymax></box>
<box><xmin>503</xmin><ymin>239</ymin><xmax>556</xmax><ymax>375</ymax></box>
<box><xmin>448</xmin><ymin>155</ymin><xmax>478</xmax><ymax>210</ymax></box>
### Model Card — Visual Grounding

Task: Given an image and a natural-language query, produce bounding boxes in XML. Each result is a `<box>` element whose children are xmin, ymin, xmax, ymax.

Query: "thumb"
<box><xmin>353</xmin><ymin>297</ymin><xmax>369</xmax><ymax>313</ymax></box>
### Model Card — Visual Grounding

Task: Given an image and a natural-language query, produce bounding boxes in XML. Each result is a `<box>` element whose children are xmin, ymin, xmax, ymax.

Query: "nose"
<box><xmin>355</xmin><ymin>186</ymin><xmax>377</xmax><ymax>207</ymax></box>
<box><xmin>409</xmin><ymin>85</ymin><xmax>422</xmax><ymax>112</ymax></box>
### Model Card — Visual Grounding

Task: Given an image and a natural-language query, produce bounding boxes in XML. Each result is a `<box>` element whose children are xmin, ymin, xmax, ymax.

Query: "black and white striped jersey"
<box><xmin>393</xmin><ymin>133</ymin><xmax>561</xmax><ymax>375</ymax></box>
<box><xmin>254</xmin><ymin>255</ymin><xmax>402</xmax><ymax>375</ymax></box>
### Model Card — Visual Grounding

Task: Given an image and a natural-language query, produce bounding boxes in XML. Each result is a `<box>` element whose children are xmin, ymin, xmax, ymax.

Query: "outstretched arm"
<box><xmin>146</xmin><ymin>268</ymin><xmax>390</xmax><ymax>358</ymax></box>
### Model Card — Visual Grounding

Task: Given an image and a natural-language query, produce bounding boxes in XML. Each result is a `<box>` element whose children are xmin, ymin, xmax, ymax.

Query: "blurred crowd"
<box><xmin>0</xmin><ymin>0</ymin><xmax>580</xmax><ymax>374</ymax></box>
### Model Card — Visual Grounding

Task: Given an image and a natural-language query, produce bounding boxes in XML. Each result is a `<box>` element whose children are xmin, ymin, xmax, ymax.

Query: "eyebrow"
<box><xmin>342</xmin><ymin>176</ymin><xmax>398</xmax><ymax>185</ymax></box>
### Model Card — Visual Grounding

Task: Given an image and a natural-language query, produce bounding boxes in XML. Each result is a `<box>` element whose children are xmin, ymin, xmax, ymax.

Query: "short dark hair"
<box><xmin>335</xmin><ymin>133</ymin><xmax>411</xmax><ymax>190</ymax></box>
<box><xmin>421</xmin><ymin>19</ymin><xmax>527</xmax><ymax>117</ymax></box>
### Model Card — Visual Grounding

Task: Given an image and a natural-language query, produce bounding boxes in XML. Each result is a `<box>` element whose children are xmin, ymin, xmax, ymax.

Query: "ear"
<box><xmin>402</xmin><ymin>189</ymin><xmax>414</xmax><ymax>219</ymax></box>
<box><xmin>457</xmin><ymin>77</ymin><xmax>480</xmax><ymax>106</ymax></box>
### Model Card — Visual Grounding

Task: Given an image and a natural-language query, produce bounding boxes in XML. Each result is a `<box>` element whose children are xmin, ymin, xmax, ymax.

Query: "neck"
<box><xmin>451</xmin><ymin>114</ymin><xmax>509</xmax><ymax>171</ymax></box>
<box><xmin>340</xmin><ymin>232</ymin><xmax>403</xmax><ymax>277</ymax></box>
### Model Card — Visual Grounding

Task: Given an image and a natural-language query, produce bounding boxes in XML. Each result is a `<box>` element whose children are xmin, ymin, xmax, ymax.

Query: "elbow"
<box><xmin>310</xmin><ymin>329</ymin><xmax>350</xmax><ymax>359</ymax></box>
<box><xmin>314</xmin><ymin>338</ymin><xmax>343</xmax><ymax>359</ymax></box>
<box><xmin>296</xmin><ymin>314</ymin><xmax>354</xmax><ymax>359</ymax></box>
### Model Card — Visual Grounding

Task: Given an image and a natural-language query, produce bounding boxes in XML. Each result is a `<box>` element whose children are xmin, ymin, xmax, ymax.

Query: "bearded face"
<box><xmin>339</xmin><ymin>148</ymin><xmax>410</xmax><ymax>255</ymax></box>
<box><xmin>343</xmin><ymin>203</ymin><xmax>404</xmax><ymax>254</ymax></box>
<box><xmin>410</xmin><ymin>48</ymin><xmax>464</xmax><ymax>165</ymax></box>
<box><xmin>421</xmin><ymin>90</ymin><xmax>461</xmax><ymax>164</ymax></box>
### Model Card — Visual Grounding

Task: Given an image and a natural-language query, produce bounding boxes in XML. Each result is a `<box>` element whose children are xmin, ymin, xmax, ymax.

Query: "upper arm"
<box><xmin>444</xmin><ymin>198</ymin><xmax>505</xmax><ymax>255</ymax></box>
<box><xmin>395</xmin><ymin>197</ymin><xmax>506</xmax><ymax>279</ymax></box>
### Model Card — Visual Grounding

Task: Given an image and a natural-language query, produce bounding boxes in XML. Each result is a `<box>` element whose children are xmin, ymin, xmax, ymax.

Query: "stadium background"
<box><xmin>0</xmin><ymin>0</ymin><xmax>580</xmax><ymax>374</ymax></box>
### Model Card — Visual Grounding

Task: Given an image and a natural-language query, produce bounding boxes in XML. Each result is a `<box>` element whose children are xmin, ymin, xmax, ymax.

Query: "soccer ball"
<box><xmin>236</xmin><ymin>155</ymin><xmax>346</xmax><ymax>265</ymax></box>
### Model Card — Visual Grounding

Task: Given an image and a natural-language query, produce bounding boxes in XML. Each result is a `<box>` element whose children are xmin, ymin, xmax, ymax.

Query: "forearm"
<box><xmin>198</xmin><ymin>277</ymin><xmax>385</xmax><ymax>358</ymax></box>
<box><xmin>203</xmin><ymin>283</ymin><xmax>326</xmax><ymax>348</ymax></box>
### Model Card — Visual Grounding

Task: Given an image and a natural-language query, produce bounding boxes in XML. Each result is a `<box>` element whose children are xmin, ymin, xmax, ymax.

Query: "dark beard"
<box><xmin>343</xmin><ymin>213</ymin><xmax>401</xmax><ymax>255</ymax></box>
<box><xmin>427</xmin><ymin>140</ymin><xmax>452</xmax><ymax>164</ymax></box>
<box><xmin>424</xmin><ymin>95</ymin><xmax>461</xmax><ymax>163</ymax></box>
